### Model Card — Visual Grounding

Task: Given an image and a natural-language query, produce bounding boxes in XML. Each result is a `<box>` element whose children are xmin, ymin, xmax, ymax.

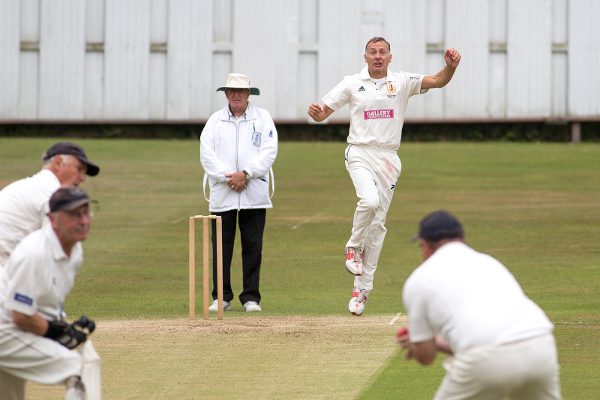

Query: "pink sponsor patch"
<box><xmin>364</xmin><ymin>109</ymin><xmax>394</xmax><ymax>120</ymax></box>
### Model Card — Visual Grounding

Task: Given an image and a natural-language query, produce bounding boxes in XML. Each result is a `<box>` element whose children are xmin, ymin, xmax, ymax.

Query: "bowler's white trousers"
<box><xmin>435</xmin><ymin>334</ymin><xmax>561</xmax><ymax>400</ymax></box>
<box><xmin>0</xmin><ymin>325</ymin><xmax>101</xmax><ymax>399</ymax></box>
<box><xmin>344</xmin><ymin>144</ymin><xmax>401</xmax><ymax>290</ymax></box>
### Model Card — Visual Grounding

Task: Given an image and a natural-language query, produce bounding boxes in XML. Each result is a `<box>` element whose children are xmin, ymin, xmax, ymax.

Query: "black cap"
<box><xmin>414</xmin><ymin>210</ymin><xmax>464</xmax><ymax>242</ymax></box>
<box><xmin>43</xmin><ymin>142</ymin><xmax>100</xmax><ymax>176</ymax></box>
<box><xmin>49</xmin><ymin>187</ymin><xmax>89</xmax><ymax>213</ymax></box>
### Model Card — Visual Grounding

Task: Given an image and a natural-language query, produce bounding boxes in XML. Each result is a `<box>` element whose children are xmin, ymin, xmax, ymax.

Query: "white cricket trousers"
<box><xmin>435</xmin><ymin>334</ymin><xmax>561</xmax><ymax>400</ymax></box>
<box><xmin>344</xmin><ymin>144</ymin><xmax>401</xmax><ymax>290</ymax></box>
<box><xmin>0</xmin><ymin>326</ymin><xmax>101</xmax><ymax>400</ymax></box>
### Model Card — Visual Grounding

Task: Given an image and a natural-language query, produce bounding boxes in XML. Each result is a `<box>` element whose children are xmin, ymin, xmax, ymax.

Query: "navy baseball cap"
<box><xmin>43</xmin><ymin>142</ymin><xmax>100</xmax><ymax>176</ymax></box>
<box><xmin>49</xmin><ymin>187</ymin><xmax>90</xmax><ymax>213</ymax></box>
<box><xmin>413</xmin><ymin>210</ymin><xmax>464</xmax><ymax>242</ymax></box>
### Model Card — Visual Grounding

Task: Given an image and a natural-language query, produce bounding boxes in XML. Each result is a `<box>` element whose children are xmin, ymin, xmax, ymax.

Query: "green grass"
<box><xmin>1</xmin><ymin>138</ymin><xmax>599</xmax><ymax>398</ymax></box>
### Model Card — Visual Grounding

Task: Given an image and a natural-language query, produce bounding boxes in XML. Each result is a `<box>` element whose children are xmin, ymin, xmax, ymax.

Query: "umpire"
<box><xmin>0</xmin><ymin>187</ymin><xmax>101</xmax><ymax>400</ymax></box>
<box><xmin>200</xmin><ymin>73</ymin><xmax>278</xmax><ymax>313</ymax></box>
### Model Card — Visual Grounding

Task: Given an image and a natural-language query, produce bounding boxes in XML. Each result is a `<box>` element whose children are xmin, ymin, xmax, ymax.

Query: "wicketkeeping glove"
<box><xmin>72</xmin><ymin>315</ymin><xmax>96</xmax><ymax>335</ymax></box>
<box><xmin>44</xmin><ymin>315</ymin><xmax>96</xmax><ymax>350</ymax></box>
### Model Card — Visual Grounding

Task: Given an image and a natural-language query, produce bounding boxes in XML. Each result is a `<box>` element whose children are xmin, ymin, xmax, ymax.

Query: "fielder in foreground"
<box><xmin>307</xmin><ymin>37</ymin><xmax>461</xmax><ymax>315</ymax></box>
<box><xmin>0</xmin><ymin>187</ymin><xmax>101</xmax><ymax>400</ymax></box>
<box><xmin>397</xmin><ymin>210</ymin><xmax>561</xmax><ymax>399</ymax></box>
<box><xmin>0</xmin><ymin>141</ymin><xmax>100</xmax><ymax>269</ymax></box>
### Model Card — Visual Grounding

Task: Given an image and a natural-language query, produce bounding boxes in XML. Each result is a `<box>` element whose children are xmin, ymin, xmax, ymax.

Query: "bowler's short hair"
<box><xmin>365</xmin><ymin>37</ymin><xmax>391</xmax><ymax>52</ymax></box>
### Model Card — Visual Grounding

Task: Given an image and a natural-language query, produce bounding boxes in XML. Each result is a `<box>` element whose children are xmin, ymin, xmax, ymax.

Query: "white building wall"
<box><xmin>84</xmin><ymin>0</ymin><xmax>104</xmax><ymax>119</ymax></box>
<box><xmin>488</xmin><ymin>0</ymin><xmax>507</xmax><ymax>118</ymax></box>
<box><xmin>0</xmin><ymin>0</ymin><xmax>20</xmax><ymax>118</ymax></box>
<box><xmin>18</xmin><ymin>0</ymin><xmax>41</xmax><ymax>119</ymax></box>
<box><xmin>569</xmin><ymin>0</ymin><xmax>600</xmax><ymax>116</ymax></box>
<box><xmin>507</xmin><ymin>0</ymin><xmax>552</xmax><ymax>117</ymax></box>
<box><xmin>104</xmin><ymin>0</ymin><xmax>150</xmax><ymax>119</ymax></box>
<box><xmin>38</xmin><ymin>0</ymin><xmax>86</xmax><ymax>119</ymax></box>
<box><xmin>0</xmin><ymin>0</ymin><xmax>598</xmax><ymax>122</ymax></box>
<box><xmin>167</xmin><ymin>0</ymin><xmax>212</xmax><ymax>120</ymax></box>
<box><xmin>445</xmin><ymin>0</ymin><xmax>489</xmax><ymax>118</ymax></box>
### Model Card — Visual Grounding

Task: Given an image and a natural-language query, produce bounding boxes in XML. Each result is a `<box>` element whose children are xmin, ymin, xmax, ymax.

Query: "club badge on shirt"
<box><xmin>386</xmin><ymin>82</ymin><xmax>396</xmax><ymax>94</ymax></box>
<box><xmin>386</xmin><ymin>82</ymin><xmax>397</xmax><ymax>98</ymax></box>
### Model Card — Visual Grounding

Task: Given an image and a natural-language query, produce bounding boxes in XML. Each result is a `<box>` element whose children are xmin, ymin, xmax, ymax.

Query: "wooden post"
<box><xmin>188</xmin><ymin>217</ymin><xmax>195</xmax><ymax>319</ymax></box>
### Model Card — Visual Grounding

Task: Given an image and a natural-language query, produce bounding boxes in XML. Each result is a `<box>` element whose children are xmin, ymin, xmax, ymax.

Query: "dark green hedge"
<box><xmin>276</xmin><ymin>122</ymin><xmax>600</xmax><ymax>142</ymax></box>
<box><xmin>0</xmin><ymin>122</ymin><xmax>598</xmax><ymax>141</ymax></box>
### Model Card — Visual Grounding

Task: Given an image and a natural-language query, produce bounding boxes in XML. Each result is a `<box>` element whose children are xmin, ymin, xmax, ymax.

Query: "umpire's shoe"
<box><xmin>208</xmin><ymin>300</ymin><xmax>231</xmax><ymax>312</ymax></box>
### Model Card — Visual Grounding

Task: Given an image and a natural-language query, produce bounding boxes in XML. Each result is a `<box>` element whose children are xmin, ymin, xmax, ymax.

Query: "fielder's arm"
<box><xmin>13</xmin><ymin>311</ymin><xmax>95</xmax><ymax>349</ymax></box>
<box><xmin>12</xmin><ymin>311</ymin><xmax>48</xmax><ymax>336</ymax></box>
<box><xmin>406</xmin><ymin>339</ymin><xmax>437</xmax><ymax>365</ymax></box>
<box><xmin>400</xmin><ymin>335</ymin><xmax>453</xmax><ymax>366</ymax></box>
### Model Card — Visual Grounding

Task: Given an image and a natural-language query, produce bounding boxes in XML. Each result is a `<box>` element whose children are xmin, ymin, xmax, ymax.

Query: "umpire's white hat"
<box><xmin>217</xmin><ymin>73</ymin><xmax>260</xmax><ymax>95</ymax></box>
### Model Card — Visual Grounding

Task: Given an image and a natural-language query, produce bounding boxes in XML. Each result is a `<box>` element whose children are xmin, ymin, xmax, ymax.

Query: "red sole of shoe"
<box><xmin>344</xmin><ymin>266</ymin><xmax>363</xmax><ymax>276</ymax></box>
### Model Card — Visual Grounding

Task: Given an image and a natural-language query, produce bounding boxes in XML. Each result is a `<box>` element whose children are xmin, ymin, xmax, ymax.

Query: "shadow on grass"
<box><xmin>356</xmin><ymin>349</ymin><xmax>445</xmax><ymax>400</ymax></box>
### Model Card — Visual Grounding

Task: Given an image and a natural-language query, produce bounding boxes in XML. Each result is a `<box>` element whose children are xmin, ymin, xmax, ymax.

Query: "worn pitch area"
<box><xmin>28</xmin><ymin>315</ymin><xmax>404</xmax><ymax>399</ymax></box>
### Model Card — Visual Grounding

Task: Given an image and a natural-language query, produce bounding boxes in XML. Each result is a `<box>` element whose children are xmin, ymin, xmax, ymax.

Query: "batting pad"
<box><xmin>80</xmin><ymin>340</ymin><xmax>101</xmax><ymax>400</ymax></box>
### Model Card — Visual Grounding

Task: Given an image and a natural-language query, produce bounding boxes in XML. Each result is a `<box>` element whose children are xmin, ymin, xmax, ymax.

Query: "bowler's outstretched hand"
<box><xmin>444</xmin><ymin>48</ymin><xmax>461</xmax><ymax>68</ymax></box>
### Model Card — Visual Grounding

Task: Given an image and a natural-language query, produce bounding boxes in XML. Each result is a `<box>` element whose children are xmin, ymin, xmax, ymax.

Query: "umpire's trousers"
<box><xmin>211</xmin><ymin>208</ymin><xmax>266</xmax><ymax>305</ymax></box>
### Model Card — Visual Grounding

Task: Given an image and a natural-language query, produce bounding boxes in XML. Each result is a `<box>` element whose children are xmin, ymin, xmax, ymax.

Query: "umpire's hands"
<box><xmin>45</xmin><ymin>315</ymin><xmax>96</xmax><ymax>350</ymax></box>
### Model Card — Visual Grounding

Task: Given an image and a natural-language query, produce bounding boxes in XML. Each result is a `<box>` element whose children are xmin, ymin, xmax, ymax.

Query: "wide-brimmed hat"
<box><xmin>49</xmin><ymin>187</ymin><xmax>89</xmax><ymax>213</ymax></box>
<box><xmin>216</xmin><ymin>73</ymin><xmax>260</xmax><ymax>95</ymax></box>
<box><xmin>43</xmin><ymin>142</ymin><xmax>100</xmax><ymax>176</ymax></box>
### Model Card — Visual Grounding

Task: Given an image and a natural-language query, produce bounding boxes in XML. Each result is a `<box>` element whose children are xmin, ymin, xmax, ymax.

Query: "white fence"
<box><xmin>0</xmin><ymin>0</ymin><xmax>599</xmax><ymax>123</ymax></box>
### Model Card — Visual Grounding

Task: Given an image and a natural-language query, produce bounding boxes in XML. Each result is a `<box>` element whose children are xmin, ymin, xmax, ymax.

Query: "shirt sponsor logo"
<box><xmin>14</xmin><ymin>293</ymin><xmax>33</xmax><ymax>306</ymax></box>
<box><xmin>364</xmin><ymin>109</ymin><xmax>394</xmax><ymax>120</ymax></box>
<box><xmin>358</xmin><ymin>86</ymin><xmax>366</xmax><ymax>92</ymax></box>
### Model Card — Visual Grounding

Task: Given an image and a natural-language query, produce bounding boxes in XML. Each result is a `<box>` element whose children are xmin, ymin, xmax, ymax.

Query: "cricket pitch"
<box><xmin>28</xmin><ymin>315</ymin><xmax>404</xmax><ymax>399</ymax></box>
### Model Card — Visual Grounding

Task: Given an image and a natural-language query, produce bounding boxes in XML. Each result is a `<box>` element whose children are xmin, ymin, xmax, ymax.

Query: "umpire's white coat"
<box><xmin>200</xmin><ymin>104</ymin><xmax>278</xmax><ymax>212</ymax></box>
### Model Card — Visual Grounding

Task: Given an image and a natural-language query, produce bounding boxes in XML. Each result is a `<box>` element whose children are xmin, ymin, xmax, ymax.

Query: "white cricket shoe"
<box><xmin>344</xmin><ymin>247</ymin><xmax>364</xmax><ymax>276</ymax></box>
<box><xmin>348</xmin><ymin>288</ymin><xmax>369</xmax><ymax>316</ymax></box>
<box><xmin>243</xmin><ymin>301</ymin><xmax>262</xmax><ymax>312</ymax></box>
<box><xmin>208</xmin><ymin>300</ymin><xmax>231</xmax><ymax>312</ymax></box>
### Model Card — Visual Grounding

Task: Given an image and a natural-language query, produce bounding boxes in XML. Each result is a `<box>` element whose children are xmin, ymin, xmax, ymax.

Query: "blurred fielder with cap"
<box><xmin>308</xmin><ymin>37</ymin><xmax>461</xmax><ymax>315</ymax></box>
<box><xmin>0</xmin><ymin>187</ymin><xmax>101</xmax><ymax>400</ymax></box>
<box><xmin>0</xmin><ymin>141</ymin><xmax>100</xmax><ymax>268</ymax></box>
<box><xmin>397</xmin><ymin>210</ymin><xmax>561</xmax><ymax>399</ymax></box>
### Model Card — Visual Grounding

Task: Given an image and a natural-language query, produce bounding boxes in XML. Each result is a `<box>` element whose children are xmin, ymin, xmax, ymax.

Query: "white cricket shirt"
<box><xmin>0</xmin><ymin>222</ymin><xmax>83</xmax><ymax>324</ymax></box>
<box><xmin>403</xmin><ymin>242</ymin><xmax>553</xmax><ymax>354</ymax></box>
<box><xmin>322</xmin><ymin>67</ymin><xmax>425</xmax><ymax>151</ymax></box>
<box><xmin>0</xmin><ymin>169</ymin><xmax>60</xmax><ymax>267</ymax></box>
